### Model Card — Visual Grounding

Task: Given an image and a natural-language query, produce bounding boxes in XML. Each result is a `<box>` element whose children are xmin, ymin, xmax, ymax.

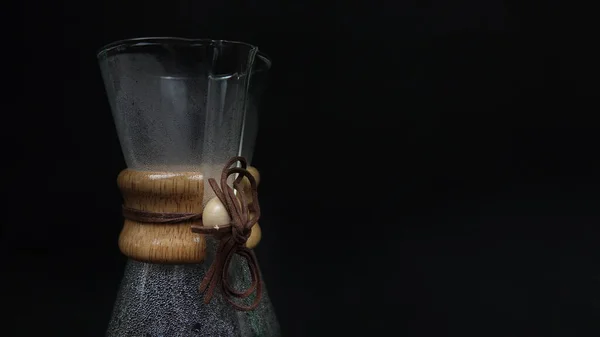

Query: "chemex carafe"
<box><xmin>98</xmin><ymin>37</ymin><xmax>280</xmax><ymax>337</ymax></box>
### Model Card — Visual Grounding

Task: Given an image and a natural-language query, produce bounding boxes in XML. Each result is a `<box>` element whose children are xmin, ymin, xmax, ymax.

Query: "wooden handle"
<box><xmin>117</xmin><ymin>169</ymin><xmax>206</xmax><ymax>264</ymax></box>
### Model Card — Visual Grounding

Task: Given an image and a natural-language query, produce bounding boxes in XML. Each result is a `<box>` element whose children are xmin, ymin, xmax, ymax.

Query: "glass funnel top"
<box><xmin>98</xmin><ymin>38</ymin><xmax>271</xmax><ymax>171</ymax></box>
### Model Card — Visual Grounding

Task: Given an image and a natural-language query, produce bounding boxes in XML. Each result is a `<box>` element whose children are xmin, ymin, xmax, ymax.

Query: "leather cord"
<box><xmin>191</xmin><ymin>156</ymin><xmax>262</xmax><ymax>311</ymax></box>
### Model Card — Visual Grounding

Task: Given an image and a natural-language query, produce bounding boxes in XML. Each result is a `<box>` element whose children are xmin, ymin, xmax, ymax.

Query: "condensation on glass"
<box><xmin>99</xmin><ymin>37</ymin><xmax>270</xmax><ymax>200</ymax></box>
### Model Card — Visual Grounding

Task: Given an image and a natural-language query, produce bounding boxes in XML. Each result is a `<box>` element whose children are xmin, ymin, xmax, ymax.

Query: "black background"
<box><xmin>4</xmin><ymin>1</ymin><xmax>599</xmax><ymax>336</ymax></box>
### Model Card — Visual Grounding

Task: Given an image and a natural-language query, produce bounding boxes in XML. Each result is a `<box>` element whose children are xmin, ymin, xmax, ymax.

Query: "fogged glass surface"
<box><xmin>106</xmin><ymin>237</ymin><xmax>280</xmax><ymax>337</ymax></box>
<box><xmin>98</xmin><ymin>38</ymin><xmax>270</xmax><ymax>173</ymax></box>
<box><xmin>106</xmin><ymin>258</ymin><xmax>280</xmax><ymax>337</ymax></box>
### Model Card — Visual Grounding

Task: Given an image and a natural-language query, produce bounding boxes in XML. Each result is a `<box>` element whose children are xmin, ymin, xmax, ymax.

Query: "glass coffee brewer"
<box><xmin>98</xmin><ymin>38</ymin><xmax>280</xmax><ymax>337</ymax></box>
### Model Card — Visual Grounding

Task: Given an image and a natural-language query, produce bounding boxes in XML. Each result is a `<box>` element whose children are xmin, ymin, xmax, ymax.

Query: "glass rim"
<box><xmin>97</xmin><ymin>37</ymin><xmax>271</xmax><ymax>70</ymax></box>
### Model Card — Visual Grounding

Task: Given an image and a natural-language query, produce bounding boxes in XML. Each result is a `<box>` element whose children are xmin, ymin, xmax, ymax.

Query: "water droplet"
<box><xmin>192</xmin><ymin>323</ymin><xmax>202</xmax><ymax>333</ymax></box>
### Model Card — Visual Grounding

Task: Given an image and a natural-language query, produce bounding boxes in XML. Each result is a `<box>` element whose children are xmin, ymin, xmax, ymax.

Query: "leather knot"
<box><xmin>191</xmin><ymin>156</ymin><xmax>262</xmax><ymax>311</ymax></box>
<box><xmin>231</xmin><ymin>226</ymin><xmax>251</xmax><ymax>245</ymax></box>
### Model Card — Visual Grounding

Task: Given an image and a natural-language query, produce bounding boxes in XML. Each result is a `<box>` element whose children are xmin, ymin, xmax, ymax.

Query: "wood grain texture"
<box><xmin>117</xmin><ymin>169</ymin><xmax>206</xmax><ymax>264</ymax></box>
